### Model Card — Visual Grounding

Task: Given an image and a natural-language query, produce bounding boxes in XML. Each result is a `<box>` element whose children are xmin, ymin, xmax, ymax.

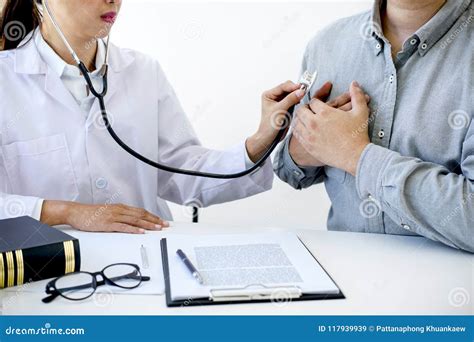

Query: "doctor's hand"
<box><xmin>246</xmin><ymin>80</ymin><xmax>305</xmax><ymax>163</ymax></box>
<box><xmin>289</xmin><ymin>82</ymin><xmax>370</xmax><ymax>167</ymax></box>
<box><xmin>41</xmin><ymin>201</ymin><xmax>169</xmax><ymax>234</ymax></box>
<box><xmin>293</xmin><ymin>81</ymin><xmax>371</xmax><ymax>176</ymax></box>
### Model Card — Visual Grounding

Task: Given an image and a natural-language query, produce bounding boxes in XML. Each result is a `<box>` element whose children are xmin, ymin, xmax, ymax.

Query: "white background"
<box><xmin>110</xmin><ymin>0</ymin><xmax>372</xmax><ymax>228</ymax></box>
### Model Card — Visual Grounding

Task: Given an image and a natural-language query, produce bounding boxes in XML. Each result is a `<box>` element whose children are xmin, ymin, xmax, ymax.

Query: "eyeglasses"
<box><xmin>42</xmin><ymin>263</ymin><xmax>150</xmax><ymax>303</ymax></box>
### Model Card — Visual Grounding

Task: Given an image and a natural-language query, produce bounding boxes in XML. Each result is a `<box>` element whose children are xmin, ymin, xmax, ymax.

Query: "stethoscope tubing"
<box><xmin>42</xmin><ymin>0</ymin><xmax>290</xmax><ymax>179</ymax></box>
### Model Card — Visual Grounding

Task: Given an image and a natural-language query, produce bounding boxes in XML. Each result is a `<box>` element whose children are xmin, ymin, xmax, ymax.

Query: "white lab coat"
<box><xmin>0</xmin><ymin>32</ymin><xmax>273</xmax><ymax>221</ymax></box>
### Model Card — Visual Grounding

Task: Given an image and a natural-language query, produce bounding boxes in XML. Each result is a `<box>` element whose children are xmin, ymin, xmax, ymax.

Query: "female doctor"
<box><xmin>0</xmin><ymin>0</ymin><xmax>311</xmax><ymax>234</ymax></box>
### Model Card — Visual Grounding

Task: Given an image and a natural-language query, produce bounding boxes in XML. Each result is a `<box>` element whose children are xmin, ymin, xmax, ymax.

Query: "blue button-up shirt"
<box><xmin>274</xmin><ymin>0</ymin><xmax>474</xmax><ymax>252</ymax></box>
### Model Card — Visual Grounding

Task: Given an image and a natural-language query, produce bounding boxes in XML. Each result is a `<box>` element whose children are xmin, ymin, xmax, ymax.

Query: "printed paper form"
<box><xmin>165</xmin><ymin>232</ymin><xmax>340</xmax><ymax>301</ymax></box>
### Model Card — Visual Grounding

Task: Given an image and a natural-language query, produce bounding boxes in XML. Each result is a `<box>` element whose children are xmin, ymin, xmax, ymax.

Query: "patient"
<box><xmin>274</xmin><ymin>0</ymin><xmax>473</xmax><ymax>252</ymax></box>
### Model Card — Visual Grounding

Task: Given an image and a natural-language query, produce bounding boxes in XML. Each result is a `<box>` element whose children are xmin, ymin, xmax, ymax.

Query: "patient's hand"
<box><xmin>289</xmin><ymin>82</ymin><xmax>370</xmax><ymax>168</ymax></box>
<box><xmin>293</xmin><ymin>82</ymin><xmax>371</xmax><ymax>176</ymax></box>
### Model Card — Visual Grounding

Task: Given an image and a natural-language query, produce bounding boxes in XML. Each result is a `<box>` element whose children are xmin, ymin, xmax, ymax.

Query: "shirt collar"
<box><xmin>414</xmin><ymin>0</ymin><xmax>472</xmax><ymax>56</ymax></box>
<box><xmin>369</xmin><ymin>0</ymin><xmax>472</xmax><ymax>57</ymax></box>
<box><xmin>368</xmin><ymin>0</ymin><xmax>387</xmax><ymax>56</ymax></box>
<box><xmin>14</xmin><ymin>29</ymin><xmax>134</xmax><ymax>75</ymax></box>
<box><xmin>34</xmin><ymin>27</ymin><xmax>106</xmax><ymax>77</ymax></box>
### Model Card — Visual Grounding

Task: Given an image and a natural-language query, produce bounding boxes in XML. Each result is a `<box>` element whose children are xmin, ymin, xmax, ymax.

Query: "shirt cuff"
<box><xmin>282</xmin><ymin>138</ymin><xmax>322</xmax><ymax>181</ymax></box>
<box><xmin>0</xmin><ymin>195</ymin><xmax>44</xmax><ymax>220</ymax></box>
<box><xmin>355</xmin><ymin>143</ymin><xmax>396</xmax><ymax>200</ymax></box>
<box><xmin>31</xmin><ymin>198</ymin><xmax>45</xmax><ymax>221</ymax></box>
<box><xmin>244</xmin><ymin>146</ymin><xmax>256</xmax><ymax>169</ymax></box>
<box><xmin>242</xmin><ymin>140</ymin><xmax>274</xmax><ymax>192</ymax></box>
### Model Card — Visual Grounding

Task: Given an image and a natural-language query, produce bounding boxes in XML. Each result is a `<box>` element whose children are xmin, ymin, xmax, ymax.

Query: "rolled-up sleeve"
<box><xmin>356</xmin><ymin>136</ymin><xmax>474</xmax><ymax>253</ymax></box>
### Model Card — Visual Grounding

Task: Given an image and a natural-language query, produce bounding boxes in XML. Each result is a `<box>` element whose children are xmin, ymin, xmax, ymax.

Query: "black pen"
<box><xmin>176</xmin><ymin>249</ymin><xmax>204</xmax><ymax>285</ymax></box>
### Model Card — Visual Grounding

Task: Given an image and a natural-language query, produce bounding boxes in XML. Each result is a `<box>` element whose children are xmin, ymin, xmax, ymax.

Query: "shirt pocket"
<box><xmin>1</xmin><ymin>133</ymin><xmax>79</xmax><ymax>200</ymax></box>
<box><xmin>324</xmin><ymin>166</ymin><xmax>347</xmax><ymax>184</ymax></box>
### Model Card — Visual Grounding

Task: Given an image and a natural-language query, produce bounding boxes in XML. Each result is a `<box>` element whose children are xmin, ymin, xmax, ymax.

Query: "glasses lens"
<box><xmin>103</xmin><ymin>264</ymin><xmax>142</xmax><ymax>289</ymax></box>
<box><xmin>55</xmin><ymin>272</ymin><xmax>95</xmax><ymax>300</ymax></box>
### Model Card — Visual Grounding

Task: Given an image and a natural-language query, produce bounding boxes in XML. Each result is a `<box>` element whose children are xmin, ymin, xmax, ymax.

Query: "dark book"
<box><xmin>0</xmin><ymin>216</ymin><xmax>80</xmax><ymax>288</ymax></box>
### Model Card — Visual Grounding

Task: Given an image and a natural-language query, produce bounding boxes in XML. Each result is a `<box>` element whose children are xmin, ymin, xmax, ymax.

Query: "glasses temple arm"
<box><xmin>42</xmin><ymin>291</ymin><xmax>60</xmax><ymax>303</ymax></box>
<box><xmin>105</xmin><ymin>272</ymin><xmax>150</xmax><ymax>284</ymax></box>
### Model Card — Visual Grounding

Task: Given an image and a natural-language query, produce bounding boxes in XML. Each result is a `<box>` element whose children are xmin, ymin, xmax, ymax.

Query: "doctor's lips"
<box><xmin>100</xmin><ymin>11</ymin><xmax>117</xmax><ymax>23</ymax></box>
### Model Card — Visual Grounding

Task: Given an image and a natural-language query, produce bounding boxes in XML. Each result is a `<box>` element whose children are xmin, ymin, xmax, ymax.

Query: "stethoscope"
<box><xmin>41</xmin><ymin>0</ymin><xmax>312</xmax><ymax>179</ymax></box>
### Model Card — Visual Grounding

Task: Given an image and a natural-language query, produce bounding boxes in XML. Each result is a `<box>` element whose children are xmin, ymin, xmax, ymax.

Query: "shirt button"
<box><xmin>378</xmin><ymin>130</ymin><xmax>385</xmax><ymax>139</ymax></box>
<box><xmin>293</xmin><ymin>170</ymin><xmax>302</xmax><ymax>177</ymax></box>
<box><xmin>389</xmin><ymin>75</ymin><xmax>394</xmax><ymax>83</ymax></box>
<box><xmin>402</xmin><ymin>224</ymin><xmax>411</xmax><ymax>231</ymax></box>
<box><xmin>95</xmin><ymin>177</ymin><xmax>108</xmax><ymax>189</ymax></box>
<box><xmin>376</xmin><ymin>43</ymin><xmax>381</xmax><ymax>50</ymax></box>
<box><xmin>421</xmin><ymin>43</ymin><xmax>428</xmax><ymax>50</ymax></box>
<box><xmin>410</xmin><ymin>38</ymin><xmax>417</xmax><ymax>45</ymax></box>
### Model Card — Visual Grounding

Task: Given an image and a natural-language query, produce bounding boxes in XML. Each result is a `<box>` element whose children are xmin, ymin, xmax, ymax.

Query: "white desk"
<box><xmin>2</xmin><ymin>222</ymin><xmax>473</xmax><ymax>315</ymax></box>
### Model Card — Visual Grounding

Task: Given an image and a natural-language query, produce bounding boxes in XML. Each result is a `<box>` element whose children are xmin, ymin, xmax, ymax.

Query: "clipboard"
<box><xmin>160</xmin><ymin>237</ymin><xmax>345</xmax><ymax>307</ymax></box>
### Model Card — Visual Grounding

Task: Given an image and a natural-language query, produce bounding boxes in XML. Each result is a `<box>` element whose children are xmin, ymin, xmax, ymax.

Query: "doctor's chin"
<box><xmin>0</xmin><ymin>1</ymin><xmax>472</xmax><ymax>342</ymax></box>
